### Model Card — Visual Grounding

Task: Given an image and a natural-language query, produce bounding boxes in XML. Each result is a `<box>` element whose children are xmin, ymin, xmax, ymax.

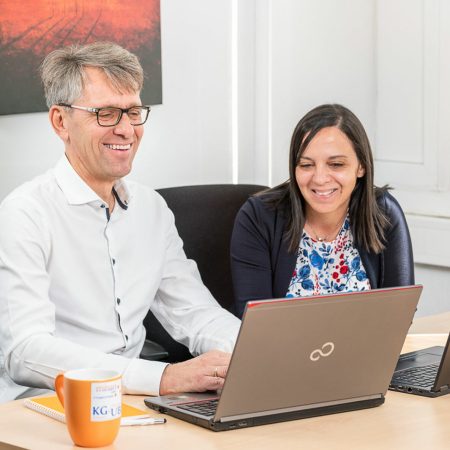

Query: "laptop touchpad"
<box><xmin>395</xmin><ymin>351</ymin><xmax>442</xmax><ymax>371</ymax></box>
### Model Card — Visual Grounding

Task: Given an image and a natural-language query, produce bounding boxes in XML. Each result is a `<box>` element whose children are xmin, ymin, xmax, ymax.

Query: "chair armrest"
<box><xmin>140</xmin><ymin>339</ymin><xmax>170</xmax><ymax>361</ymax></box>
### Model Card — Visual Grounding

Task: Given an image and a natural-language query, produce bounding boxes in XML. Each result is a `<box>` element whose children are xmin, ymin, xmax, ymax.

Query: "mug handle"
<box><xmin>55</xmin><ymin>373</ymin><xmax>65</xmax><ymax>407</ymax></box>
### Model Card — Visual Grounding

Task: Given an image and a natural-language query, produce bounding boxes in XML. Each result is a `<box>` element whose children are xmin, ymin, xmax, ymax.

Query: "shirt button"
<box><xmin>125</xmin><ymin>335</ymin><xmax>129</xmax><ymax>341</ymax></box>
<box><xmin>112</xmin><ymin>258</ymin><xmax>116</xmax><ymax>265</ymax></box>
<box><xmin>117</xmin><ymin>298</ymin><xmax>121</xmax><ymax>305</ymax></box>
<box><xmin>100</xmin><ymin>204</ymin><xmax>106</xmax><ymax>208</ymax></box>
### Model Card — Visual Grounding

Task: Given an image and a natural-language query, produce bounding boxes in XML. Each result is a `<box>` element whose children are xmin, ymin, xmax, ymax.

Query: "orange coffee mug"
<box><xmin>55</xmin><ymin>368</ymin><xmax>122</xmax><ymax>447</ymax></box>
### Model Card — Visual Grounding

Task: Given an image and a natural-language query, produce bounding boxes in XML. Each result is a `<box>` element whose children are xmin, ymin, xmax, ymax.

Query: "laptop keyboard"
<box><xmin>392</xmin><ymin>363</ymin><xmax>439</xmax><ymax>388</ymax></box>
<box><xmin>177</xmin><ymin>399</ymin><xmax>219</xmax><ymax>417</ymax></box>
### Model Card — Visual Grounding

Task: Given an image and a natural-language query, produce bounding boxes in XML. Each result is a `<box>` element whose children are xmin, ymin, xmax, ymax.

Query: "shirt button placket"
<box><xmin>105</xmin><ymin>219</ymin><xmax>125</xmax><ymax>345</ymax></box>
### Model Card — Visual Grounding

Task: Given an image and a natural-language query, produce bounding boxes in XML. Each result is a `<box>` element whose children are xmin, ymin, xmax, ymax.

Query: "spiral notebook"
<box><xmin>23</xmin><ymin>395</ymin><xmax>151</xmax><ymax>426</ymax></box>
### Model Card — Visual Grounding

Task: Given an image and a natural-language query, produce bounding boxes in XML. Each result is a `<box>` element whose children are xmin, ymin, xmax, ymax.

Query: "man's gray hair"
<box><xmin>40</xmin><ymin>42</ymin><xmax>144</xmax><ymax>107</ymax></box>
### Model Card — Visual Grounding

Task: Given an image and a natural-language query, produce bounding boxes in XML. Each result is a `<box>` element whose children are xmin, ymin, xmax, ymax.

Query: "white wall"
<box><xmin>375</xmin><ymin>0</ymin><xmax>450</xmax><ymax>316</ymax></box>
<box><xmin>133</xmin><ymin>0</ymin><xmax>234</xmax><ymax>189</ymax></box>
<box><xmin>247</xmin><ymin>0</ymin><xmax>377</xmax><ymax>186</ymax></box>
<box><xmin>1</xmin><ymin>0</ymin><xmax>449</xmax><ymax>317</ymax></box>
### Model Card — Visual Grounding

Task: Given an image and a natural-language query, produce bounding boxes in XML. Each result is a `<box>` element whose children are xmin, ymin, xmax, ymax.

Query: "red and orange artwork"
<box><xmin>0</xmin><ymin>0</ymin><xmax>162</xmax><ymax>115</ymax></box>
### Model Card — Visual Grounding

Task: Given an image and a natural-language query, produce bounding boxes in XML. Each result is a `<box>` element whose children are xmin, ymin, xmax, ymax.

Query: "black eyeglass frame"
<box><xmin>58</xmin><ymin>103</ymin><xmax>151</xmax><ymax>127</ymax></box>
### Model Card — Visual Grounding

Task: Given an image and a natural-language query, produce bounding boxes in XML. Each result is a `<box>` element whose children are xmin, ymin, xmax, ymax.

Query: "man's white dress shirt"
<box><xmin>0</xmin><ymin>156</ymin><xmax>240</xmax><ymax>403</ymax></box>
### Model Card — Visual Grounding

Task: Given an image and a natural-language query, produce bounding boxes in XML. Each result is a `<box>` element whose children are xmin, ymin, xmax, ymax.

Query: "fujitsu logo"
<box><xmin>309</xmin><ymin>342</ymin><xmax>335</xmax><ymax>361</ymax></box>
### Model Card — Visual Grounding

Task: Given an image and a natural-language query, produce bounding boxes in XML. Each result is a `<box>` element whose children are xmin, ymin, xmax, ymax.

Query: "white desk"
<box><xmin>0</xmin><ymin>334</ymin><xmax>448</xmax><ymax>450</ymax></box>
<box><xmin>409</xmin><ymin>311</ymin><xmax>450</xmax><ymax>334</ymax></box>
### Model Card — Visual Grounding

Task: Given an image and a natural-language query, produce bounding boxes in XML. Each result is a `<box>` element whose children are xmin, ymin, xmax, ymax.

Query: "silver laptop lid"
<box><xmin>215</xmin><ymin>285</ymin><xmax>422</xmax><ymax>421</ymax></box>
<box><xmin>434</xmin><ymin>334</ymin><xmax>450</xmax><ymax>391</ymax></box>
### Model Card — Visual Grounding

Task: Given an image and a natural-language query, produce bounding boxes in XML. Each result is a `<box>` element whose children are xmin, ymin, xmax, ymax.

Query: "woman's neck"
<box><xmin>305</xmin><ymin>208</ymin><xmax>348</xmax><ymax>242</ymax></box>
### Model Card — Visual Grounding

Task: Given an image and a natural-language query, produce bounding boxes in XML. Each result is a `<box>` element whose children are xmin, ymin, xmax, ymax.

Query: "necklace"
<box><xmin>306</xmin><ymin>216</ymin><xmax>346</xmax><ymax>243</ymax></box>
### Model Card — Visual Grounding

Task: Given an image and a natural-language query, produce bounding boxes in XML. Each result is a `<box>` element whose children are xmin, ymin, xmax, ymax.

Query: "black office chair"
<box><xmin>142</xmin><ymin>184</ymin><xmax>268</xmax><ymax>363</ymax></box>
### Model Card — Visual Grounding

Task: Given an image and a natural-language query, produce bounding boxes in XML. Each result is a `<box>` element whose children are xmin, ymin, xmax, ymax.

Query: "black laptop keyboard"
<box><xmin>177</xmin><ymin>399</ymin><xmax>219</xmax><ymax>416</ymax></box>
<box><xmin>392</xmin><ymin>363</ymin><xmax>439</xmax><ymax>388</ymax></box>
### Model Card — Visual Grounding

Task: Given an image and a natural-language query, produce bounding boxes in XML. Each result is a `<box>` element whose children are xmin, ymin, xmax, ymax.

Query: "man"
<box><xmin>0</xmin><ymin>42</ymin><xmax>240</xmax><ymax>403</ymax></box>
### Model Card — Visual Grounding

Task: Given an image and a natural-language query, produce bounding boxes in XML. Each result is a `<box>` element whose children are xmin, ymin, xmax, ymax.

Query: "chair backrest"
<box><xmin>143</xmin><ymin>184</ymin><xmax>268</xmax><ymax>362</ymax></box>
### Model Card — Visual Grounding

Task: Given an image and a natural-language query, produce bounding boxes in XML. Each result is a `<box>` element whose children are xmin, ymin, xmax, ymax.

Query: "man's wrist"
<box><xmin>159</xmin><ymin>363</ymin><xmax>172</xmax><ymax>395</ymax></box>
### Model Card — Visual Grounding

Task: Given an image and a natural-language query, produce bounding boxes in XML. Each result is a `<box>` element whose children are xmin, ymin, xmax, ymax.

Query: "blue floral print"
<box><xmin>286</xmin><ymin>215</ymin><xmax>371</xmax><ymax>298</ymax></box>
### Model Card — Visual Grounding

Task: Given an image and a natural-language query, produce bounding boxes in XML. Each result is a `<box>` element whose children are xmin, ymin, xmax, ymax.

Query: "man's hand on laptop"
<box><xmin>159</xmin><ymin>350</ymin><xmax>231</xmax><ymax>395</ymax></box>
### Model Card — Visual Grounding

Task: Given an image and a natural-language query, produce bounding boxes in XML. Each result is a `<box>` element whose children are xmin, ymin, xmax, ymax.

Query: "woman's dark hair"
<box><xmin>261</xmin><ymin>103</ymin><xmax>389</xmax><ymax>253</ymax></box>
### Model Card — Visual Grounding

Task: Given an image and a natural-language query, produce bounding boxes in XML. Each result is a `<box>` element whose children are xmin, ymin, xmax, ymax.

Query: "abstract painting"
<box><xmin>0</xmin><ymin>0</ymin><xmax>162</xmax><ymax>115</ymax></box>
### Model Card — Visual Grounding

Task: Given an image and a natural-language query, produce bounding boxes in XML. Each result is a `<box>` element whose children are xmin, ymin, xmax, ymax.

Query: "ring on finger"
<box><xmin>213</xmin><ymin>367</ymin><xmax>219</xmax><ymax>378</ymax></box>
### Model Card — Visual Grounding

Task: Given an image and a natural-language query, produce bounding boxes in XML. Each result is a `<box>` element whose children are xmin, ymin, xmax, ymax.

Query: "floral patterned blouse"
<box><xmin>286</xmin><ymin>216</ymin><xmax>371</xmax><ymax>298</ymax></box>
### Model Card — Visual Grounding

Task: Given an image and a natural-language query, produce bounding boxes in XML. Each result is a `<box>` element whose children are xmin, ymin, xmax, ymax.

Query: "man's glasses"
<box><xmin>58</xmin><ymin>103</ymin><xmax>151</xmax><ymax>127</ymax></box>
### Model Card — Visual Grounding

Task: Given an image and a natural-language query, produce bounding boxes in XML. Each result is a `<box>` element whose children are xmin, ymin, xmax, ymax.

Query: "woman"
<box><xmin>231</xmin><ymin>104</ymin><xmax>414</xmax><ymax>318</ymax></box>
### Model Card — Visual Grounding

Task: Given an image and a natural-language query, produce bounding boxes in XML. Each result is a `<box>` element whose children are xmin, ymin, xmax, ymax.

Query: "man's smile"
<box><xmin>104</xmin><ymin>143</ymin><xmax>132</xmax><ymax>151</ymax></box>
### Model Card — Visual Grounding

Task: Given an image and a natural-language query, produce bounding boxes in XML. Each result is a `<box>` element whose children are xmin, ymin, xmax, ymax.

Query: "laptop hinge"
<box><xmin>438</xmin><ymin>385</ymin><xmax>449</xmax><ymax>393</ymax></box>
<box><xmin>218</xmin><ymin>394</ymin><xmax>383</xmax><ymax>422</ymax></box>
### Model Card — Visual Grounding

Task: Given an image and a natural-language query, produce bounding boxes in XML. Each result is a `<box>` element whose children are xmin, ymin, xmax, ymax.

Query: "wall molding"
<box><xmin>407</xmin><ymin>213</ymin><xmax>450</xmax><ymax>267</ymax></box>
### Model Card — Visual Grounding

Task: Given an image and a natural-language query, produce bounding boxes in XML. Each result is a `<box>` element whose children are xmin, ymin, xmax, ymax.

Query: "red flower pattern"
<box><xmin>286</xmin><ymin>215</ymin><xmax>371</xmax><ymax>297</ymax></box>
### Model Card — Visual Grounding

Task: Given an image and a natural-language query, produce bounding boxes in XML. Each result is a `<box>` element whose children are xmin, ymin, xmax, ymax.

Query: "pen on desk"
<box><xmin>123</xmin><ymin>417</ymin><xmax>167</xmax><ymax>426</ymax></box>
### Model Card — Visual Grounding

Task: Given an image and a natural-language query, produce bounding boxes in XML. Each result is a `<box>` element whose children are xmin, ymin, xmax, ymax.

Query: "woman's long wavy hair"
<box><xmin>261</xmin><ymin>104</ymin><xmax>389</xmax><ymax>253</ymax></box>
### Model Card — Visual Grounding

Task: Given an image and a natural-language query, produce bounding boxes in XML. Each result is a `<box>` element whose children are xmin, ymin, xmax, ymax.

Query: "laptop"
<box><xmin>145</xmin><ymin>285</ymin><xmax>422</xmax><ymax>431</ymax></box>
<box><xmin>389</xmin><ymin>331</ymin><xmax>450</xmax><ymax>397</ymax></box>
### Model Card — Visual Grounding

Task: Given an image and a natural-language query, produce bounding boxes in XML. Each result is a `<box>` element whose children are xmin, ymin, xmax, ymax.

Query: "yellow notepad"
<box><xmin>23</xmin><ymin>395</ymin><xmax>151</xmax><ymax>426</ymax></box>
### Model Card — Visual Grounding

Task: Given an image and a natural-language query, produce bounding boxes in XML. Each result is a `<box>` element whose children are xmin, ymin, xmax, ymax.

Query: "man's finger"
<box><xmin>207</xmin><ymin>365</ymin><xmax>228</xmax><ymax>379</ymax></box>
<box><xmin>216</xmin><ymin>365</ymin><xmax>228</xmax><ymax>378</ymax></box>
<box><xmin>205</xmin><ymin>376</ymin><xmax>225</xmax><ymax>391</ymax></box>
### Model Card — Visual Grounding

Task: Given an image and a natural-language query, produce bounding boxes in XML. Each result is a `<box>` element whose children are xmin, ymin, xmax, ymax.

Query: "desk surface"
<box><xmin>409</xmin><ymin>311</ymin><xmax>450</xmax><ymax>334</ymax></box>
<box><xmin>0</xmin><ymin>334</ymin><xmax>449</xmax><ymax>450</ymax></box>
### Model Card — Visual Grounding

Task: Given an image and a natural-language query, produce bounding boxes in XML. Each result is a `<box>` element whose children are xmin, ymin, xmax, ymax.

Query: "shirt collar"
<box><xmin>53</xmin><ymin>155</ymin><xmax>131</xmax><ymax>208</ymax></box>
